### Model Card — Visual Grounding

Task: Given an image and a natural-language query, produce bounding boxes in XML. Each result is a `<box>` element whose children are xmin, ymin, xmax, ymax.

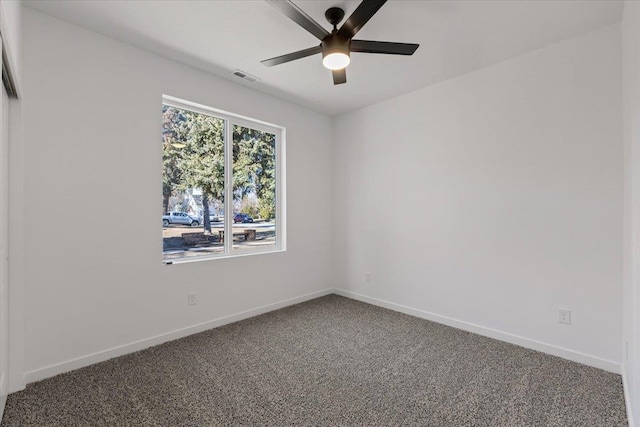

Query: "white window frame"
<box><xmin>163</xmin><ymin>95</ymin><xmax>286</xmax><ymax>264</ymax></box>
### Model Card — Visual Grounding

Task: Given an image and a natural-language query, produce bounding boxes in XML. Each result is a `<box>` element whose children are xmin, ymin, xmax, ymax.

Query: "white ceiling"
<box><xmin>25</xmin><ymin>0</ymin><xmax>623</xmax><ymax>116</ymax></box>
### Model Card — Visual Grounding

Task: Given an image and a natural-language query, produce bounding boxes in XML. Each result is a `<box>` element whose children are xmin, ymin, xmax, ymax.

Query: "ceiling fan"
<box><xmin>262</xmin><ymin>0</ymin><xmax>419</xmax><ymax>85</ymax></box>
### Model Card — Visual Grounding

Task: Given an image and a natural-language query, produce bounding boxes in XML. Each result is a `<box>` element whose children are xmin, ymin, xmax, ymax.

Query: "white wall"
<box><xmin>0</xmin><ymin>0</ymin><xmax>22</xmax><ymax>399</ymax></box>
<box><xmin>19</xmin><ymin>8</ymin><xmax>333</xmax><ymax>381</ymax></box>
<box><xmin>623</xmin><ymin>1</ymin><xmax>640</xmax><ymax>424</ymax></box>
<box><xmin>7</xmin><ymin>89</ymin><xmax>23</xmax><ymax>393</ymax></box>
<box><xmin>333</xmin><ymin>24</ymin><xmax>623</xmax><ymax>370</ymax></box>
<box><xmin>0</xmin><ymin>54</ymin><xmax>9</xmax><ymax>420</ymax></box>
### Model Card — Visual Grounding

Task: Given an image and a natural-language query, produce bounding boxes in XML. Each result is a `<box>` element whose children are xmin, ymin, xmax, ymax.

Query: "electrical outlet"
<box><xmin>364</xmin><ymin>272</ymin><xmax>372</xmax><ymax>283</ymax></box>
<box><xmin>558</xmin><ymin>309</ymin><xmax>571</xmax><ymax>324</ymax></box>
<box><xmin>188</xmin><ymin>292</ymin><xmax>197</xmax><ymax>306</ymax></box>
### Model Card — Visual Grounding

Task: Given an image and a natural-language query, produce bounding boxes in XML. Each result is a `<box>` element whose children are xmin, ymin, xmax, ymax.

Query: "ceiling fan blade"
<box><xmin>337</xmin><ymin>0</ymin><xmax>387</xmax><ymax>39</ymax></box>
<box><xmin>351</xmin><ymin>40</ymin><xmax>419</xmax><ymax>55</ymax></box>
<box><xmin>266</xmin><ymin>0</ymin><xmax>330</xmax><ymax>41</ymax></box>
<box><xmin>333</xmin><ymin>69</ymin><xmax>347</xmax><ymax>85</ymax></box>
<box><xmin>261</xmin><ymin>45</ymin><xmax>322</xmax><ymax>67</ymax></box>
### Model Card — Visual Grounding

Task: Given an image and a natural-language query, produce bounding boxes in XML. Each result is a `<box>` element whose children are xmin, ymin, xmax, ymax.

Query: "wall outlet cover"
<box><xmin>188</xmin><ymin>292</ymin><xmax>197</xmax><ymax>306</ymax></box>
<box><xmin>558</xmin><ymin>309</ymin><xmax>571</xmax><ymax>324</ymax></box>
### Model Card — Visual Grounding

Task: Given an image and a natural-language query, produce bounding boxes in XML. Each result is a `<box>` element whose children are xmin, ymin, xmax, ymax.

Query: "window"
<box><xmin>162</xmin><ymin>95</ymin><xmax>285</xmax><ymax>263</ymax></box>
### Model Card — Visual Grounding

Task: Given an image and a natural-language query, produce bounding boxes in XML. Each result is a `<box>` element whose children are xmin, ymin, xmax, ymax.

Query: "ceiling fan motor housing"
<box><xmin>321</xmin><ymin>34</ymin><xmax>351</xmax><ymax>66</ymax></box>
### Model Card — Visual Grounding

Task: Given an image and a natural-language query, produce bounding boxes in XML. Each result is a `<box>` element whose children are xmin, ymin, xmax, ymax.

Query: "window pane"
<box><xmin>162</xmin><ymin>105</ymin><xmax>225</xmax><ymax>262</ymax></box>
<box><xmin>232</xmin><ymin>125</ymin><xmax>276</xmax><ymax>252</ymax></box>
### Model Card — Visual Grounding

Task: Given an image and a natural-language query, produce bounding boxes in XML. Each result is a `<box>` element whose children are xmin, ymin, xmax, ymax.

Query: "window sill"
<box><xmin>163</xmin><ymin>247</ymin><xmax>286</xmax><ymax>265</ymax></box>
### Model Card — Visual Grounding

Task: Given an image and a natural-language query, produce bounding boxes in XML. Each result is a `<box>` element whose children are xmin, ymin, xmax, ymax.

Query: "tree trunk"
<box><xmin>202</xmin><ymin>193</ymin><xmax>212</xmax><ymax>233</ymax></box>
<box><xmin>163</xmin><ymin>193</ymin><xmax>170</xmax><ymax>214</ymax></box>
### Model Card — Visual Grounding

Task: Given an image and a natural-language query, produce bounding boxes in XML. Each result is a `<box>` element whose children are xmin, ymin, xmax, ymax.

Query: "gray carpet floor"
<box><xmin>2</xmin><ymin>294</ymin><xmax>628</xmax><ymax>426</ymax></box>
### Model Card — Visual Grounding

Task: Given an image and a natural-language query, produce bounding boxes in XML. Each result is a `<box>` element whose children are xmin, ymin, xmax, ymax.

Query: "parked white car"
<box><xmin>162</xmin><ymin>212</ymin><xmax>200</xmax><ymax>227</ymax></box>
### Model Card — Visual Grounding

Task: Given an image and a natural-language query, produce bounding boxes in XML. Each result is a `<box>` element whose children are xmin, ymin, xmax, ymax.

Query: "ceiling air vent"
<box><xmin>232</xmin><ymin>69</ymin><xmax>259</xmax><ymax>83</ymax></box>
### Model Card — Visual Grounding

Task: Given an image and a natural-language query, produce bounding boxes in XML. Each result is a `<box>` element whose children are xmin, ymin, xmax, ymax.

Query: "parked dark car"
<box><xmin>234</xmin><ymin>213</ymin><xmax>254</xmax><ymax>223</ymax></box>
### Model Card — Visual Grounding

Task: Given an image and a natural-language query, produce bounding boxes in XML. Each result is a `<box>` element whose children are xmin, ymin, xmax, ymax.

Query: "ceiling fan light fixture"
<box><xmin>322</xmin><ymin>35</ymin><xmax>351</xmax><ymax>70</ymax></box>
<box><xmin>322</xmin><ymin>51</ymin><xmax>350</xmax><ymax>70</ymax></box>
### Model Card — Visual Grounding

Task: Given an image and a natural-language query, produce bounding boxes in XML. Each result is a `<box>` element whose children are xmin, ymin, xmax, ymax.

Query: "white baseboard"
<box><xmin>334</xmin><ymin>289</ymin><xmax>622</xmax><ymax>374</ymax></box>
<box><xmin>622</xmin><ymin>364</ymin><xmax>637</xmax><ymax>427</ymax></box>
<box><xmin>25</xmin><ymin>288</ymin><xmax>334</xmax><ymax>384</ymax></box>
<box><xmin>22</xmin><ymin>288</ymin><xmax>625</xmax><ymax>387</ymax></box>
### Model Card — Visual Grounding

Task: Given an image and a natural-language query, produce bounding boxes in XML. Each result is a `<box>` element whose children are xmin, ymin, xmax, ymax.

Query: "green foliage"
<box><xmin>162</xmin><ymin>106</ymin><xmax>186</xmax><ymax>214</ymax></box>
<box><xmin>171</xmin><ymin>110</ymin><xmax>225</xmax><ymax>200</ymax></box>
<box><xmin>163</xmin><ymin>106</ymin><xmax>225</xmax><ymax>232</ymax></box>
<box><xmin>233</xmin><ymin>125</ymin><xmax>276</xmax><ymax>219</ymax></box>
<box><xmin>162</xmin><ymin>106</ymin><xmax>276</xmax><ymax>228</ymax></box>
<box><xmin>258</xmin><ymin>196</ymin><xmax>275</xmax><ymax>220</ymax></box>
<box><xmin>241</xmin><ymin>205</ymin><xmax>260</xmax><ymax>218</ymax></box>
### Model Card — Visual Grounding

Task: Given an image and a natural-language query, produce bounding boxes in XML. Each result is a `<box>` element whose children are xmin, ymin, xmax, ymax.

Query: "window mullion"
<box><xmin>224</xmin><ymin>119</ymin><xmax>233</xmax><ymax>254</ymax></box>
<box><xmin>276</xmin><ymin>131</ymin><xmax>285</xmax><ymax>250</ymax></box>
